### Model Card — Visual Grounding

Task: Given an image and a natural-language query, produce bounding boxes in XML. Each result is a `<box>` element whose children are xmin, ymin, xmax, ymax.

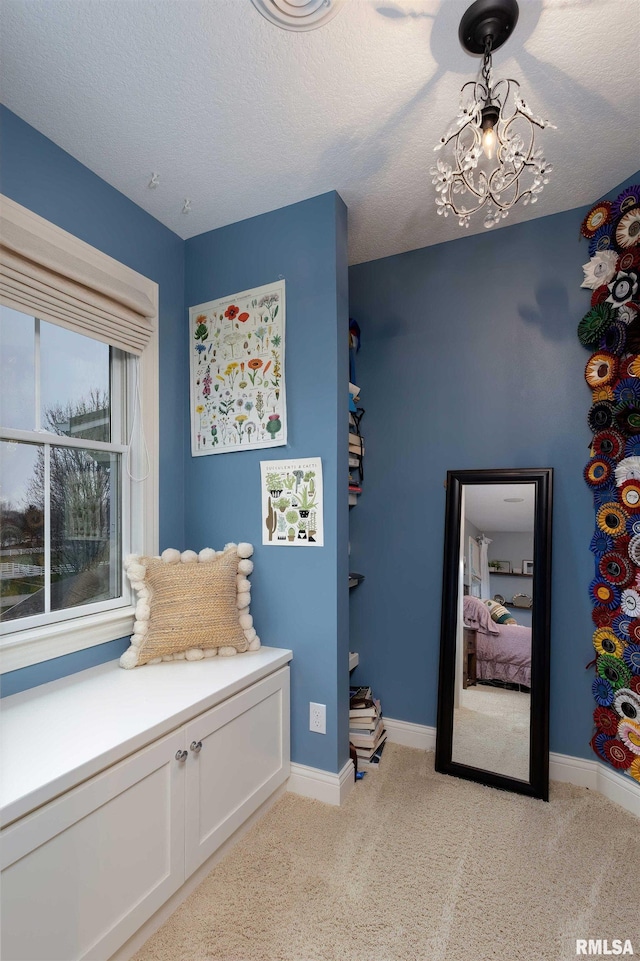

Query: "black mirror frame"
<box><xmin>435</xmin><ymin>468</ymin><xmax>553</xmax><ymax>801</ymax></box>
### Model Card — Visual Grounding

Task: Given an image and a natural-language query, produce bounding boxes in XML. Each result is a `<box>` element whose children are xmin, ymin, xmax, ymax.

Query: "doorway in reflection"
<box><xmin>451</xmin><ymin>483</ymin><xmax>535</xmax><ymax>781</ymax></box>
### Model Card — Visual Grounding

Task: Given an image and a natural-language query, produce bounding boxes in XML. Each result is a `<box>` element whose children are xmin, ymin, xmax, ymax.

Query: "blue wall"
<box><xmin>348</xmin><ymin>170</ymin><xmax>640</xmax><ymax>761</ymax></box>
<box><xmin>0</xmin><ymin>106</ymin><xmax>187</xmax><ymax>696</ymax></box>
<box><xmin>184</xmin><ymin>193</ymin><xmax>350</xmax><ymax>773</ymax></box>
<box><xmin>3</xmin><ymin>102</ymin><xmax>637</xmax><ymax>772</ymax></box>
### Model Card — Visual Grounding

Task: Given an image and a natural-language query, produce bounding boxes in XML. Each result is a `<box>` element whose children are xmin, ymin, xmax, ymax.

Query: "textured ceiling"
<box><xmin>0</xmin><ymin>0</ymin><xmax>638</xmax><ymax>265</ymax></box>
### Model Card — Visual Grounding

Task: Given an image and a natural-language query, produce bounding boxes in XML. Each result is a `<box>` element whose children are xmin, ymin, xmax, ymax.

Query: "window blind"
<box><xmin>0</xmin><ymin>195</ymin><xmax>156</xmax><ymax>355</ymax></box>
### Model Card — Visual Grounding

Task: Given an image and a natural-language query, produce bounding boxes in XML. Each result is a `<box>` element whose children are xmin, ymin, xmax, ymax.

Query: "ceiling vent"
<box><xmin>249</xmin><ymin>0</ymin><xmax>344</xmax><ymax>32</ymax></box>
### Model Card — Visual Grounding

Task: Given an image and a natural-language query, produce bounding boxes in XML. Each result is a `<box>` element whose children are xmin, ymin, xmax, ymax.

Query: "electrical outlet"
<box><xmin>309</xmin><ymin>702</ymin><xmax>326</xmax><ymax>734</ymax></box>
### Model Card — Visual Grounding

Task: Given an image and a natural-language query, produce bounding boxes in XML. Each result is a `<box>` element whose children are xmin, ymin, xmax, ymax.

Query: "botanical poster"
<box><xmin>189</xmin><ymin>280</ymin><xmax>286</xmax><ymax>455</ymax></box>
<box><xmin>260</xmin><ymin>458</ymin><xmax>324</xmax><ymax>547</ymax></box>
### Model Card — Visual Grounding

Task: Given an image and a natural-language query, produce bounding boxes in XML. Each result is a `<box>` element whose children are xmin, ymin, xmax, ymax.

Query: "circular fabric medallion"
<box><xmin>631</xmin><ymin>675</ymin><xmax>640</xmax><ymax>695</ymax></box>
<box><xmin>593</xmin><ymin>605</ymin><xmax>616</xmax><ymax>628</ymax></box>
<box><xmin>621</xmin><ymin>587</ymin><xmax>640</xmax><ymax>616</ymax></box>
<box><xmin>625</xmin><ymin>317</ymin><xmax>640</xmax><ymax>354</ymax></box>
<box><xmin>612</xmin><ymin>611</ymin><xmax>632</xmax><ymax>640</ymax></box>
<box><xmin>581</xmin><ymin>201</ymin><xmax>613</xmax><ymax>238</ymax></box>
<box><xmin>613</xmin><ymin>687</ymin><xmax>640</xmax><ymax>721</ymax></box>
<box><xmin>615</xmin><ymin>403</ymin><xmax>640</xmax><ymax>435</ymax></box>
<box><xmin>593</xmin><ymin>627</ymin><xmax>623</xmax><ymax>657</ymax></box>
<box><xmin>589</xmin><ymin>224</ymin><xmax>615</xmax><ymax>256</ymax></box>
<box><xmin>624</xmin><ymin>434</ymin><xmax>640</xmax><ymax>457</ymax></box>
<box><xmin>594</xmin><ymin>706</ymin><xmax>619</xmax><ymax>736</ymax></box>
<box><xmin>590</xmin><ymin>529</ymin><xmax>615</xmax><ymax>557</ymax></box>
<box><xmin>592</xmin><ymin>675</ymin><xmax>615</xmax><ymax>706</ymax></box>
<box><xmin>608</xmin><ymin>269</ymin><xmax>639</xmax><ymax>307</ymax></box>
<box><xmin>619</xmin><ymin>479</ymin><xmax>640</xmax><ymax>514</ymax></box>
<box><xmin>615</xmin><ymin>456</ymin><xmax>640</xmax><ymax>485</ymax></box>
<box><xmin>592</xmin><ymin>386</ymin><xmax>614</xmax><ymax>403</ymax></box>
<box><xmin>578</xmin><ymin>304</ymin><xmax>614</xmax><ymax>348</ymax></box>
<box><xmin>630</xmin><ymin>756</ymin><xmax>640</xmax><ymax>781</ymax></box>
<box><xmin>589</xmin><ymin>401</ymin><xmax>615</xmax><ymax>432</ymax></box>
<box><xmin>597</xmin><ymin>654</ymin><xmax>632</xmax><ymax>690</ymax></box>
<box><xmin>590</xmin><ymin>578</ymin><xmax>620</xmax><ymax>609</ymax></box>
<box><xmin>623</xmin><ymin>643</ymin><xmax>640</xmax><ymax>676</ymax></box>
<box><xmin>596</xmin><ymin>502</ymin><xmax>629</xmax><ymax>537</ymax></box>
<box><xmin>616</xmin><ymin>208</ymin><xmax>640</xmax><ymax>249</ymax></box>
<box><xmin>600</xmin><ymin>321</ymin><xmax>627</xmax><ymax>355</ymax></box>
<box><xmin>591</xmin><ymin>285</ymin><xmax>609</xmax><ymax>307</ymax></box>
<box><xmin>585</xmin><ymin>351</ymin><xmax>618</xmax><ymax>388</ymax></box>
<box><xmin>594</xmin><ymin>705</ymin><xmax>619</xmax><ymax>735</ymax></box>
<box><xmin>613</xmin><ymin>186</ymin><xmax>640</xmax><ymax>219</ymax></box>
<box><xmin>602</xmin><ymin>737</ymin><xmax>634</xmax><ymax>769</ymax></box>
<box><xmin>618</xmin><ymin>303</ymin><xmax>640</xmax><ymax>327</ymax></box>
<box><xmin>619</xmin><ymin>355</ymin><xmax>639</xmax><ymax>378</ymax></box>
<box><xmin>617</xmin><ymin>249</ymin><xmax>640</xmax><ymax>272</ymax></box>
<box><xmin>629</xmin><ymin>534</ymin><xmax>640</xmax><ymax>566</ymax></box>
<box><xmin>594</xmin><ymin>483</ymin><xmax>618</xmax><ymax>508</ymax></box>
<box><xmin>593</xmin><ymin>429</ymin><xmax>624</xmax><ymax>459</ymax></box>
<box><xmin>628</xmin><ymin>621</ymin><xmax>640</xmax><ymax>645</ymax></box>
<box><xmin>615</xmin><ymin>377</ymin><xmax>640</xmax><ymax>406</ymax></box>
<box><xmin>590</xmin><ymin>731</ymin><xmax>611</xmax><ymax>761</ymax></box>
<box><xmin>599</xmin><ymin>550</ymin><xmax>633</xmax><ymax>586</ymax></box>
<box><xmin>584</xmin><ymin>457</ymin><xmax>614</xmax><ymax>488</ymax></box>
<box><xmin>618</xmin><ymin>719</ymin><xmax>640</xmax><ymax>755</ymax></box>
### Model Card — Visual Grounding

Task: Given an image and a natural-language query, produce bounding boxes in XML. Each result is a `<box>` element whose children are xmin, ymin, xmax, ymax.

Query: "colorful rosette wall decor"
<box><xmin>580</xmin><ymin>184</ymin><xmax>640</xmax><ymax>781</ymax></box>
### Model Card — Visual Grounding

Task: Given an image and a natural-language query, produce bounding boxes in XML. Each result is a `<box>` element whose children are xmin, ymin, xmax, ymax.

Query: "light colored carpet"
<box><xmin>132</xmin><ymin>744</ymin><xmax>639</xmax><ymax>961</ymax></box>
<box><xmin>453</xmin><ymin>686</ymin><xmax>530</xmax><ymax>780</ymax></box>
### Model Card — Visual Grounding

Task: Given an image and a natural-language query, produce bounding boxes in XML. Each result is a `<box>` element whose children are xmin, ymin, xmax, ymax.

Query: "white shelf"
<box><xmin>349</xmin><ymin>652</ymin><xmax>359</xmax><ymax>672</ymax></box>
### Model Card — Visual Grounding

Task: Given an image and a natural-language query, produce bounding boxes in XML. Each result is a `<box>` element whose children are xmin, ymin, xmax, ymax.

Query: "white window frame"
<box><xmin>0</xmin><ymin>200</ymin><xmax>158</xmax><ymax>674</ymax></box>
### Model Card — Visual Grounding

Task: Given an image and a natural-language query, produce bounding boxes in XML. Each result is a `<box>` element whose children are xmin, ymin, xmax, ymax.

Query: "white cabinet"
<box><xmin>184</xmin><ymin>668</ymin><xmax>289</xmax><ymax>877</ymax></box>
<box><xmin>1</xmin><ymin>654</ymin><xmax>291</xmax><ymax>961</ymax></box>
<box><xmin>1</xmin><ymin>729</ymin><xmax>186</xmax><ymax>961</ymax></box>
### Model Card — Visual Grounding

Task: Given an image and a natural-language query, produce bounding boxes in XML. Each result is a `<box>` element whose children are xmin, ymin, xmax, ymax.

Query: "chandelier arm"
<box><xmin>444</xmin><ymin>193</ymin><xmax>490</xmax><ymax>218</ymax></box>
<box><xmin>501</xmin><ymin>113</ymin><xmax>537</xmax><ymax>162</ymax></box>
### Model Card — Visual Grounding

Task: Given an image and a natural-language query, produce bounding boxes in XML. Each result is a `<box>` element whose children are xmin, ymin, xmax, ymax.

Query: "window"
<box><xmin>0</xmin><ymin>197</ymin><xmax>158</xmax><ymax>672</ymax></box>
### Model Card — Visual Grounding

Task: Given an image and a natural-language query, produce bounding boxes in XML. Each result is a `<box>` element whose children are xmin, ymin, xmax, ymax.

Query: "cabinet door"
<box><xmin>1</xmin><ymin>729</ymin><xmax>185</xmax><ymax>961</ymax></box>
<box><xmin>184</xmin><ymin>666</ymin><xmax>290</xmax><ymax>876</ymax></box>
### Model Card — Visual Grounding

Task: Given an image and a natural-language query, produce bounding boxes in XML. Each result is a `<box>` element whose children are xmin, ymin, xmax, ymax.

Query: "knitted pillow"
<box><xmin>483</xmin><ymin>598</ymin><xmax>517</xmax><ymax>625</ymax></box>
<box><xmin>119</xmin><ymin>543</ymin><xmax>260</xmax><ymax>669</ymax></box>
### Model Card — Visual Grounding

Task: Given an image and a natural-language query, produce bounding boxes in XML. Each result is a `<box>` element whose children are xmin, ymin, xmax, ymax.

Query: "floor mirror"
<box><xmin>435</xmin><ymin>468</ymin><xmax>553</xmax><ymax>800</ymax></box>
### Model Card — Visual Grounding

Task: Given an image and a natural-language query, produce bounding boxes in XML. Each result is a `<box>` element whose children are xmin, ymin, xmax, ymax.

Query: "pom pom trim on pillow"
<box><xmin>120</xmin><ymin>544</ymin><xmax>261</xmax><ymax>669</ymax></box>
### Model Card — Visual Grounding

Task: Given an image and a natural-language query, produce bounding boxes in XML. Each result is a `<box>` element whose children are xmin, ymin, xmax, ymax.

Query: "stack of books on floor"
<box><xmin>349</xmin><ymin>685</ymin><xmax>387</xmax><ymax>770</ymax></box>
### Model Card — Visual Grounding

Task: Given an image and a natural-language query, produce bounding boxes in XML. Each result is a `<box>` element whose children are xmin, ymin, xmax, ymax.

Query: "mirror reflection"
<box><xmin>451</xmin><ymin>483</ymin><xmax>535</xmax><ymax>781</ymax></box>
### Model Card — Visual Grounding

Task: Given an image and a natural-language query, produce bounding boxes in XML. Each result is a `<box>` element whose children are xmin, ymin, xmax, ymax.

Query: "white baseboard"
<box><xmin>550</xmin><ymin>750</ymin><xmax>640</xmax><ymax>816</ymax></box>
<box><xmin>384</xmin><ymin>717</ymin><xmax>639</xmax><ymax>818</ymax></box>
<box><xmin>287</xmin><ymin>758</ymin><xmax>355</xmax><ymax>806</ymax></box>
<box><xmin>384</xmin><ymin>716</ymin><xmax>437</xmax><ymax>751</ymax></box>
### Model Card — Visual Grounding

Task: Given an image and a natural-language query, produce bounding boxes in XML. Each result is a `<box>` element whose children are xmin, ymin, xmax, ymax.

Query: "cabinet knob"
<box><xmin>175</xmin><ymin>750</ymin><xmax>188</xmax><ymax>762</ymax></box>
<box><xmin>190</xmin><ymin>740</ymin><xmax>202</xmax><ymax>753</ymax></box>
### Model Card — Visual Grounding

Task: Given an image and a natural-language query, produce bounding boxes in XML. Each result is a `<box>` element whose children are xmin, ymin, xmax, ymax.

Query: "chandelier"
<box><xmin>432</xmin><ymin>0</ymin><xmax>555</xmax><ymax>229</ymax></box>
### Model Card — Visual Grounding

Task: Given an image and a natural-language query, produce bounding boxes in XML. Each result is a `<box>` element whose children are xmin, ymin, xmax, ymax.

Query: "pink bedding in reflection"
<box><xmin>463</xmin><ymin>595</ymin><xmax>531</xmax><ymax>688</ymax></box>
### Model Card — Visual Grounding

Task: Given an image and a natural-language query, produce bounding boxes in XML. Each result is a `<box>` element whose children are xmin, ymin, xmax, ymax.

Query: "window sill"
<box><xmin>0</xmin><ymin>607</ymin><xmax>135</xmax><ymax>674</ymax></box>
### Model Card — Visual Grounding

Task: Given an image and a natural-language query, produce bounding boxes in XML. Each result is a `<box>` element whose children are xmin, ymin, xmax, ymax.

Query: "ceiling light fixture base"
<box><xmin>249</xmin><ymin>0</ymin><xmax>344</xmax><ymax>32</ymax></box>
<box><xmin>459</xmin><ymin>0</ymin><xmax>519</xmax><ymax>55</ymax></box>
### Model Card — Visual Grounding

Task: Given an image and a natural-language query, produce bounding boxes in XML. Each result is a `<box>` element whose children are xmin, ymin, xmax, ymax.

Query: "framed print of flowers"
<box><xmin>260</xmin><ymin>457</ymin><xmax>324</xmax><ymax>547</ymax></box>
<box><xmin>189</xmin><ymin>280</ymin><xmax>286</xmax><ymax>456</ymax></box>
<box><xmin>579</xmin><ymin>183</ymin><xmax>640</xmax><ymax>784</ymax></box>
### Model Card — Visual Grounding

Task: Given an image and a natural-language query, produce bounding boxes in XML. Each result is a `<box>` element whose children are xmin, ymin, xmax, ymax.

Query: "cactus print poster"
<box><xmin>260</xmin><ymin>457</ymin><xmax>324</xmax><ymax>547</ymax></box>
<box><xmin>189</xmin><ymin>280</ymin><xmax>286</xmax><ymax>456</ymax></box>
